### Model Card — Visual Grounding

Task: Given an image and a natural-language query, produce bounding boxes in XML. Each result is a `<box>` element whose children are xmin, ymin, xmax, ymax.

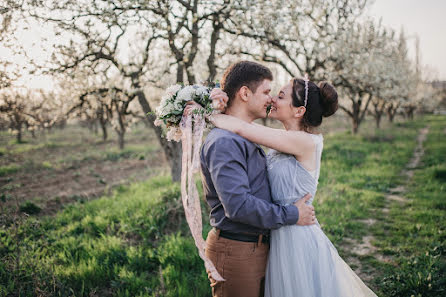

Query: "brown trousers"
<box><xmin>205</xmin><ymin>229</ymin><xmax>269</xmax><ymax>297</ymax></box>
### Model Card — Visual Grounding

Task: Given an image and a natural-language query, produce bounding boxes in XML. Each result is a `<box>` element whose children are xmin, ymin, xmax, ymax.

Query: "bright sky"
<box><xmin>366</xmin><ymin>0</ymin><xmax>446</xmax><ymax>80</ymax></box>
<box><xmin>1</xmin><ymin>0</ymin><xmax>445</xmax><ymax>91</ymax></box>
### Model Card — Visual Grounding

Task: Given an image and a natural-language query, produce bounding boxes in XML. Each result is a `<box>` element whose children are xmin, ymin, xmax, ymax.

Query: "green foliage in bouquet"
<box><xmin>154</xmin><ymin>85</ymin><xmax>214</xmax><ymax>125</ymax></box>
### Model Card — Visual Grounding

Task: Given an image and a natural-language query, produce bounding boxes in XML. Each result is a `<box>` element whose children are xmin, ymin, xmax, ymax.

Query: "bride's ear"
<box><xmin>294</xmin><ymin>106</ymin><xmax>306</xmax><ymax>118</ymax></box>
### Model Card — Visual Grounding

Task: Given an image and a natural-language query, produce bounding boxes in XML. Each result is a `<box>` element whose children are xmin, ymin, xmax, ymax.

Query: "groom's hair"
<box><xmin>221</xmin><ymin>61</ymin><xmax>273</xmax><ymax>107</ymax></box>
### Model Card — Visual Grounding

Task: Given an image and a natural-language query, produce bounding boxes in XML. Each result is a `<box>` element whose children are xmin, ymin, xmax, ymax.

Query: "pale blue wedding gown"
<box><xmin>265</xmin><ymin>134</ymin><xmax>377</xmax><ymax>297</ymax></box>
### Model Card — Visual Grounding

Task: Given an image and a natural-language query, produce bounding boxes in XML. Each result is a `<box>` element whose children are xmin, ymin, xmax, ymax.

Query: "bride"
<box><xmin>205</xmin><ymin>77</ymin><xmax>377</xmax><ymax>297</ymax></box>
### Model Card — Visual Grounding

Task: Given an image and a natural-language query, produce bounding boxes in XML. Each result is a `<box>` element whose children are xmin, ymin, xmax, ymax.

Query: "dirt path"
<box><xmin>345</xmin><ymin>127</ymin><xmax>430</xmax><ymax>280</ymax></box>
<box><xmin>1</xmin><ymin>153</ymin><xmax>167</xmax><ymax>218</ymax></box>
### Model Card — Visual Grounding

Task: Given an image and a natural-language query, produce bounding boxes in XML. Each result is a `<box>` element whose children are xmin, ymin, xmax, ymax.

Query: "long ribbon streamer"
<box><xmin>180</xmin><ymin>113</ymin><xmax>225</xmax><ymax>282</ymax></box>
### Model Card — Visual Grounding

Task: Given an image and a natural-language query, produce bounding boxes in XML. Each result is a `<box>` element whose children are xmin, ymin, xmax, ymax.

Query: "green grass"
<box><xmin>19</xmin><ymin>201</ymin><xmax>41</xmax><ymax>215</ymax></box>
<box><xmin>369</xmin><ymin>115</ymin><xmax>446</xmax><ymax>297</ymax></box>
<box><xmin>0</xmin><ymin>176</ymin><xmax>209</xmax><ymax>297</ymax></box>
<box><xmin>1</xmin><ymin>115</ymin><xmax>444</xmax><ymax>296</ymax></box>
<box><xmin>0</xmin><ymin>165</ymin><xmax>20</xmax><ymax>177</ymax></box>
<box><xmin>314</xmin><ymin>123</ymin><xmax>418</xmax><ymax>246</ymax></box>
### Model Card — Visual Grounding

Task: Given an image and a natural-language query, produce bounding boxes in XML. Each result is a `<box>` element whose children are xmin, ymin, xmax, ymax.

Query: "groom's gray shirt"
<box><xmin>200</xmin><ymin>128</ymin><xmax>299</xmax><ymax>235</ymax></box>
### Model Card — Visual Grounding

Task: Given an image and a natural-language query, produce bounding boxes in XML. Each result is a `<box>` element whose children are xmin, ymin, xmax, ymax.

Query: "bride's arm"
<box><xmin>211</xmin><ymin>114</ymin><xmax>314</xmax><ymax>157</ymax></box>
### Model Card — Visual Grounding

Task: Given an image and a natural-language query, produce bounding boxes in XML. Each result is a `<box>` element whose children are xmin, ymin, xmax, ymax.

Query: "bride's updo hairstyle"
<box><xmin>291</xmin><ymin>78</ymin><xmax>338</xmax><ymax>130</ymax></box>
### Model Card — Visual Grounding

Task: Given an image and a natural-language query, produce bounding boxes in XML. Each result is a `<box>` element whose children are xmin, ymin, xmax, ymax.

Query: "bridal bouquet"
<box><xmin>154</xmin><ymin>84</ymin><xmax>217</xmax><ymax>141</ymax></box>
<box><xmin>153</xmin><ymin>83</ymin><xmax>225</xmax><ymax>282</ymax></box>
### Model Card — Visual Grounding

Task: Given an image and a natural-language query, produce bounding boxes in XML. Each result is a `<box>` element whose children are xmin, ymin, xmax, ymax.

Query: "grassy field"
<box><xmin>370</xmin><ymin>116</ymin><xmax>446</xmax><ymax>296</ymax></box>
<box><xmin>0</xmin><ymin>115</ymin><xmax>445</xmax><ymax>296</ymax></box>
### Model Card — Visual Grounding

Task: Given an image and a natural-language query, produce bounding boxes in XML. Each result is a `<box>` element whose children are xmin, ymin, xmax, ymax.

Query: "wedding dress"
<box><xmin>265</xmin><ymin>134</ymin><xmax>377</xmax><ymax>297</ymax></box>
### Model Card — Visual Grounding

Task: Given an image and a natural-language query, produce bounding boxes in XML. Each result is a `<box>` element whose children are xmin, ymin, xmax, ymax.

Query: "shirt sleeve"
<box><xmin>204</xmin><ymin>136</ymin><xmax>299</xmax><ymax>229</ymax></box>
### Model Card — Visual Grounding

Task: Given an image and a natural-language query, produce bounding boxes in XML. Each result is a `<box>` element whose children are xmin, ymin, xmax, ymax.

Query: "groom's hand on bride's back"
<box><xmin>294</xmin><ymin>194</ymin><xmax>316</xmax><ymax>225</ymax></box>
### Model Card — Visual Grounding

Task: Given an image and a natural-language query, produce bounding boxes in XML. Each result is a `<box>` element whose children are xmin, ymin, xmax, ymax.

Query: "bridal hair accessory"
<box><xmin>304</xmin><ymin>73</ymin><xmax>309</xmax><ymax>107</ymax></box>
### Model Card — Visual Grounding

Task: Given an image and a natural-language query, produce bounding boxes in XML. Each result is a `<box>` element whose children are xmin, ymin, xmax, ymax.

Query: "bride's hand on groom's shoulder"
<box><xmin>210</xmin><ymin>88</ymin><xmax>228</xmax><ymax>112</ymax></box>
<box><xmin>184</xmin><ymin>101</ymin><xmax>203</xmax><ymax>116</ymax></box>
<box><xmin>294</xmin><ymin>194</ymin><xmax>316</xmax><ymax>226</ymax></box>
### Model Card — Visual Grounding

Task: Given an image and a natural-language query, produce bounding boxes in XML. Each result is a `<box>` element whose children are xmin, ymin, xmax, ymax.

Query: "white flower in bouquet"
<box><xmin>195</xmin><ymin>86</ymin><xmax>208</xmax><ymax>98</ymax></box>
<box><xmin>166</xmin><ymin>84</ymin><xmax>182</xmax><ymax>96</ymax></box>
<box><xmin>155</xmin><ymin>97</ymin><xmax>169</xmax><ymax>116</ymax></box>
<box><xmin>173</xmin><ymin>99</ymin><xmax>184</xmax><ymax>112</ymax></box>
<box><xmin>176</xmin><ymin>85</ymin><xmax>196</xmax><ymax>102</ymax></box>
<box><xmin>152</xmin><ymin>83</ymin><xmax>219</xmax><ymax>142</ymax></box>
<box><xmin>166</xmin><ymin>126</ymin><xmax>182</xmax><ymax>142</ymax></box>
<box><xmin>154</xmin><ymin>119</ymin><xmax>163</xmax><ymax>127</ymax></box>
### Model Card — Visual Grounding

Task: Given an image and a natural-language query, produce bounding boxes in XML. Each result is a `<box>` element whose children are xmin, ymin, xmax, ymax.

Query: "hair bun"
<box><xmin>318</xmin><ymin>82</ymin><xmax>338</xmax><ymax>117</ymax></box>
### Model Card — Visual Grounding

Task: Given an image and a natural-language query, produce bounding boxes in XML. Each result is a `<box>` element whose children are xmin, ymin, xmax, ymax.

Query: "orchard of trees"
<box><xmin>1</xmin><ymin>0</ymin><xmax>443</xmax><ymax>181</ymax></box>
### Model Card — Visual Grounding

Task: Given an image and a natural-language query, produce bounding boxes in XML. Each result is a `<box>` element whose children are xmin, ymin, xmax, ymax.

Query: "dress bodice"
<box><xmin>266</xmin><ymin>134</ymin><xmax>323</xmax><ymax>206</ymax></box>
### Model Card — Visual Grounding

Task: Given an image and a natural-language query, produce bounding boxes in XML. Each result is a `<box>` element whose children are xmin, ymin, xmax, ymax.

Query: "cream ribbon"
<box><xmin>180</xmin><ymin>113</ymin><xmax>225</xmax><ymax>282</ymax></box>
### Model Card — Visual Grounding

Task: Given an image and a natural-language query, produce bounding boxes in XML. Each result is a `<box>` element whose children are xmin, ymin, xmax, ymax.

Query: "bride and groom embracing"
<box><xmin>189</xmin><ymin>61</ymin><xmax>377</xmax><ymax>297</ymax></box>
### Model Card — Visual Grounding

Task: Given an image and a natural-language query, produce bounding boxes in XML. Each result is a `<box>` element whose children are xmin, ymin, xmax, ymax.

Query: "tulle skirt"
<box><xmin>265</xmin><ymin>224</ymin><xmax>377</xmax><ymax>297</ymax></box>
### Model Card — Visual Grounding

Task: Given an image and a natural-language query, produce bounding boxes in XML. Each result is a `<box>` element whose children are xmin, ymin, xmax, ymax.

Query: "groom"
<box><xmin>200</xmin><ymin>61</ymin><xmax>316</xmax><ymax>297</ymax></box>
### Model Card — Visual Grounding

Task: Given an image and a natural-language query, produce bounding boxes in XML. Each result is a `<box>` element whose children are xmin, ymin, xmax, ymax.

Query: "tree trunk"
<box><xmin>87</xmin><ymin>120</ymin><xmax>94</xmax><ymax>132</ymax></box>
<box><xmin>93</xmin><ymin>121</ymin><xmax>98</xmax><ymax>135</ymax></box>
<box><xmin>185</xmin><ymin>3</ymin><xmax>199</xmax><ymax>85</ymax></box>
<box><xmin>186</xmin><ymin>67</ymin><xmax>196</xmax><ymax>85</ymax></box>
<box><xmin>177</xmin><ymin>63</ymin><xmax>184</xmax><ymax>84</ymax></box>
<box><xmin>134</xmin><ymin>88</ymin><xmax>183</xmax><ymax>182</ymax></box>
<box><xmin>375</xmin><ymin>113</ymin><xmax>382</xmax><ymax>128</ymax></box>
<box><xmin>352</xmin><ymin>119</ymin><xmax>359</xmax><ymax>134</ymax></box>
<box><xmin>118</xmin><ymin>131</ymin><xmax>124</xmax><ymax>150</ymax></box>
<box><xmin>207</xmin><ymin>16</ymin><xmax>221</xmax><ymax>83</ymax></box>
<box><xmin>116</xmin><ymin>107</ymin><xmax>126</xmax><ymax>150</ymax></box>
<box><xmin>388</xmin><ymin>109</ymin><xmax>395</xmax><ymax>123</ymax></box>
<box><xmin>372</xmin><ymin>100</ymin><xmax>385</xmax><ymax>129</ymax></box>
<box><xmin>101</xmin><ymin>121</ymin><xmax>108</xmax><ymax>141</ymax></box>
<box><xmin>166</xmin><ymin>143</ymin><xmax>183</xmax><ymax>182</ymax></box>
<box><xmin>16</xmin><ymin>125</ymin><xmax>22</xmax><ymax>143</ymax></box>
<box><xmin>405</xmin><ymin>107</ymin><xmax>415</xmax><ymax>120</ymax></box>
<box><xmin>352</xmin><ymin>102</ymin><xmax>360</xmax><ymax>134</ymax></box>
<box><xmin>387</xmin><ymin>104</ymin><xmax>399</xmax><ymax>123</ymax></box>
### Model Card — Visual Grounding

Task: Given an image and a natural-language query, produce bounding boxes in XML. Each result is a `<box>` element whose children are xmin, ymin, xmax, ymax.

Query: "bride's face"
<box><xmin>269</xmin><ymin>82</ymin><xmax>295</xmax><ymax>121</ymax></box>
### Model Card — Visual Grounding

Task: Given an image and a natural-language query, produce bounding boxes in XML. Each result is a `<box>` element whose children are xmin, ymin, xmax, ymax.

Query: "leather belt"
<box><xmin>214</xmin><ymin>228</ymin><xmax>269</xmax><ymax>244</ymax></box>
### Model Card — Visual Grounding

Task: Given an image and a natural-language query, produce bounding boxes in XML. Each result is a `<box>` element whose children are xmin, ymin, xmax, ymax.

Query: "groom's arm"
<box><xmin>204</xmin><ymin>136</ymin><xmax>299</xmax><ymax>230</ymax></box>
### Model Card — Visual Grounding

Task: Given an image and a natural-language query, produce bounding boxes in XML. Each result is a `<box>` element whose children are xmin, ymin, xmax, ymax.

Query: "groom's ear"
<box><xmin>238</xmin><ymin>86</ymin><xmax>252</xmax><ymax>102</ymax></box>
